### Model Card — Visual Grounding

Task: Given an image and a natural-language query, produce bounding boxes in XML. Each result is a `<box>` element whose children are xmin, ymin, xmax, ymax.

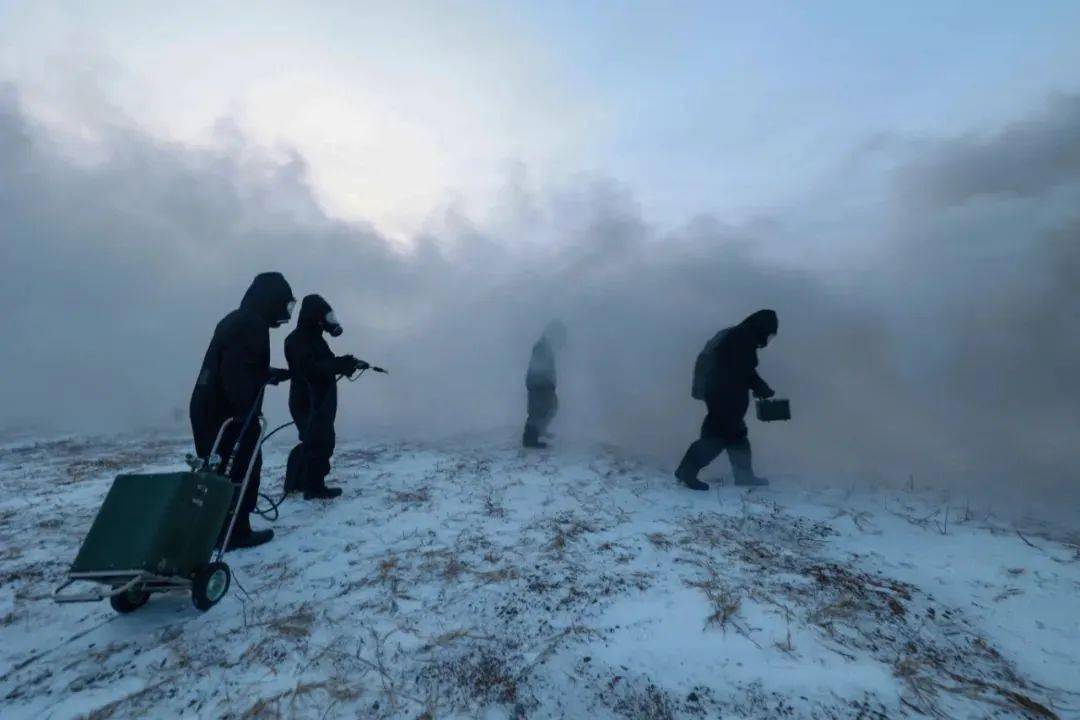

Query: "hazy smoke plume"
<box><xmin>1</xmin><ymin>84</ymin><xmax>1077</xmax><ymax>516</ymax></box>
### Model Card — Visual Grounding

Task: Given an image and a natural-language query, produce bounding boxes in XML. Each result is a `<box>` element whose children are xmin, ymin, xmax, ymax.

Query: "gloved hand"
<box><xmin>267</xmin><ymin>368</ymin><xmax>291</xmax><ymax>386</ymax></box>
<box><xmin>754</xmin><ymin>386</ymin><xmax>776</xmax><ymax>400</ymax></box>
<box><xmin>347</xmin><ymin>355</ymin><xmax>370</xmax><ymax>372</ymax></box>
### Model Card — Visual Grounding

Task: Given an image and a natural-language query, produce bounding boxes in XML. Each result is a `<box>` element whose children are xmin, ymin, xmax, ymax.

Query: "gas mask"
<box><xmin>324</xmin><ymin>310</ymin><xmax>343</xmax><ymax>337</ymax></box>
<box><xmin>272</xmin><ymin>299</ymin><xmax>297</xmax><ymax>328</ymax></box>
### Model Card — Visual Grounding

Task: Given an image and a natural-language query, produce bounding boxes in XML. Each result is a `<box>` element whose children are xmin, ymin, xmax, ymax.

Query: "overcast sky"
<box><xmin>4</xmin><ymin>1</ymin><xmax>1080</xmax><ymax>236</ymax></box>
<box><xmin>1</xmin><ymin>2</ymin><xmax>1078</xmax><ymax>518</ymax></box>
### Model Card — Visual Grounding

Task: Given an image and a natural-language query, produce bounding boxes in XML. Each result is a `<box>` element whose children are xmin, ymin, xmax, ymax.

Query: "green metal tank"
<box><xmin>71</xmin><ymin>472</ymin><xmax>234</xmax><ymax>577</ymax></box>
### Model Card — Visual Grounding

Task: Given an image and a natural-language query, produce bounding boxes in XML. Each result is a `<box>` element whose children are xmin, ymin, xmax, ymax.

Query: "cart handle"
<box><xmin>215</xmin><ymin>416</ymin><xmax>267</xmax><ymax>562</ymax></box>
<box><xmin>201</xmin><ymin>417</ymin><xmax>238</xmax><ymax>471</ymax></box>
<box><xmin>53</xmin><ymin>574</ymin><xmax>144</xmax><ymax>604</ymax></box>
<box><xmin>201</xmin><ymin>382</ymin><xmax>270</xmax><ymax>473</ymax></box>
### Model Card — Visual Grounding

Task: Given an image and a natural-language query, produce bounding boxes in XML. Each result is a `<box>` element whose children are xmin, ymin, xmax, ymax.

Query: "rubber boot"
<box><xmin>675</xmin><ymin>448</ymin><xmax>710</xmax><ymax>491</ymax></box>
<box><xmin>303</xmin><ymin>463</ymin><xmax>343</xmax><ymax>500</ymax></box>
<box><xmin>522</xmin><ymin>426</ymin><xmax>547</xmax><ymax>449</ymax></box>
<box><xmin>225</xmin><ymin>513</ymin><xmax>274</xmax><ymax>551</ymax></box>
<box><xmin>729</xmin><ymin>441</ymin><xmax>768</xmax><ymax>487</ymax></box>
<box><xmin>304</xmin><ymin>483</ymin><xmax>343</xmax><ymax>500</ymax></box>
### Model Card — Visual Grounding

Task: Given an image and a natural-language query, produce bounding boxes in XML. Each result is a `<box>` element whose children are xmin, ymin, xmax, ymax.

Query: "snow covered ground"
<box><xmin>1</xmin><ymin>434</ymin><xmax>1078</xmax><ymax>719</ymax></box>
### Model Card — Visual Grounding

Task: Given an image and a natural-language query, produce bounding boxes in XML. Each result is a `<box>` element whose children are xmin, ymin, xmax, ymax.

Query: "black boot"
<box><xmin>675</xmin><ymin>452</ymin><xmax>710</xmax><ymax>491</ymax></box>
<box><xmin>303</xmin><ymin>464</ymin><xmax>343</xmax><ymax>500</ymax></box>
<box><xmin>304</xmin><ymin>484</ymin><xmax>343</xmax><ymax>500</ymax></box>
<box><xmin>522</xmin><ymin>427</ymin><xmax>547</xmax><ymax>449</ymax></box>
<box><xmin>676</xmin><ymin>469</ymin><xmax>710</xmax><ymax>491</ymax></box>
<box><xmin>729</xmin><ymin>441</ymin><xmax>769</xmax><ymax>487</ymax></box>
<box><xmin>228</xmin><ymin>527</ymin><xmax>275</xmax><ymax>550</ymax></box>
<box><xmin>224</xmin><ymin>513</ymin><xmax>274</xmax><ymax>551</ymax></box>
<box><xmin>673</xmin><ymin>468</ymin><xmax>708</xmax><ymax>490</ymax></box>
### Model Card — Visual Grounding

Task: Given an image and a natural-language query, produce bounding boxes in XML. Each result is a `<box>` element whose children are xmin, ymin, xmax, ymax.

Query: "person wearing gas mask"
<box><xmin>523</xmin><ymin>320</ymin><xmax>567</xmax><ymax>449</ymax></box>
<box><xmin>190</xmin><ymin>272</ymin><xmax>295</xmax><ymax>550</ymax></box>
<box><xmin>675</xmin><ymin>309</ymin><xmax>779</xmax><ymax>491</ymax></box>
<box><xmin>284</xmin><ymin>295</ymin><xmax>367</xmax><ymax>500</ymax></box>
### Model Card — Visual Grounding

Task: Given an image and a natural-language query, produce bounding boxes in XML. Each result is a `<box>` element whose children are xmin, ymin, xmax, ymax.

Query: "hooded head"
<box><xmin>543</xmin><ymin>319</ymin><xmax>567</xmax><ymax>351</ymax></box>
<box><xmin>240</xmin><ymin>272</ymin><xmax>295</xmax><ymax>328</ymax></box>
<box><xmin>739</xmin><ymin>309</ymin><xmax>778</xmax><ymax>348</ymax></box>
<box><xmin>298</xmin><ymin>294</ymin><xmax>343</xmax><ymax>337</ymax></box>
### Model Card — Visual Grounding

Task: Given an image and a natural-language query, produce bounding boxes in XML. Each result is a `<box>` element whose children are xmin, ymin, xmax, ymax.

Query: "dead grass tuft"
<box><xmin>613</xmin><ymin>682</ymin><xmax>676</xmax><ymax>720</ymax></box>
<box><xmin>483</xmin><ymin>492</ymin><xmax>506</xmax><ymax>519</ymax></box>
<box><xmin>443</xmin><ymin>556</ymin><xmax>467</xmax><ymax>581</ymax></box>
<box><xmin>454</xmin><ymin>651</ymin><xmax>520</xmax><ymax>705</ymax></box>
<box><xmin>379</xmin><ymin>554</ymin><xmax>399</xmax><ymax>582</ymax></box>
<box><xmin>390</xmin><ymin>486</ymin><xmax>431</xmax><ymax>505</ymax></box>
<box><xmin>268</xmin><ymin>608</ymin><xmax>316</xmax><ymax>639</ymax></box>
<box><xmin>682</xmin><ymin>560</ymin><xmax>744</xmax><ymax>632</ymax></box>
<box><xmin>645</xmin><ymin>532</ymin><xmax>672</xmax><ymax>550</ymax></box>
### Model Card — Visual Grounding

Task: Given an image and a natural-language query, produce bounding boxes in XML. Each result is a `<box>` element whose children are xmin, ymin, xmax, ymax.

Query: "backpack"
<box><xmin>691</xmin><ymin>330</ymin><xmax>727</xmax><ymax>400</ymax></box>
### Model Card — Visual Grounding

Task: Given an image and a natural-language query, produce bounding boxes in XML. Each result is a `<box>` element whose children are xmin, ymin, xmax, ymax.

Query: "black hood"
<box><xmin>240</xmin><ymin>272</ymin><xmax>294</xmax><ymax>327</ymax></box>
<box><xmin>738</xmin><ymin>309</ymin><xmax>778</xmax><ymax>347</ymax></box>
<box><xmin>298</xmin><ymin>294</ymin><xmax>341</xmax><ymax>336</ymax></box>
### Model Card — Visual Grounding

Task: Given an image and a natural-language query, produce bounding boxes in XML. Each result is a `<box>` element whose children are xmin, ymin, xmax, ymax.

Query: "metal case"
<box><xmin>755</xmin><ymin>398</ymin><xmax>791</xmax><ymax>422</ymax></box>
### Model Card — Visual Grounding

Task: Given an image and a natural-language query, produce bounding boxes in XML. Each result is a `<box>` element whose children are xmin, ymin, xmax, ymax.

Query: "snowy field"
<box><xmin>1</xmin><ymin>434</ymin><xmax>1078</xmax><ymax>719</ymax></box>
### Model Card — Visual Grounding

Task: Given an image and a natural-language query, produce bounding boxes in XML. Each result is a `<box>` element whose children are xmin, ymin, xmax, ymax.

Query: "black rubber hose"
<box><xmin>253</xmin><ymin>420</ymin><xmax>296</xmax><ymax>521</ymax></box>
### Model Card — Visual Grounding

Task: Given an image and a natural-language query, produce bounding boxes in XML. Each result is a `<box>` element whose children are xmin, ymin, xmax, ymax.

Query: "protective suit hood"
<box><xmin>738</xmin><ymin>309</ymin><xmax>778</xmax><ymax>348</ymax></box>
<box><xmin>240</xmin><ymin>272</ymin><xmax>295</xmax><ymax>327</ymax></box>
<box><xmin>298</xmin><ymin>294</ymin><xmax>342</xmax><ymax>336</ymax></box>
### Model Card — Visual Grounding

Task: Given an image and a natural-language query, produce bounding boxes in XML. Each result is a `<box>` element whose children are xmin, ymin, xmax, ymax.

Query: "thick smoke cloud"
<box><xmin>1</xmin><ymin>85</ymin><xmax>1077</xmax><ymax>518</ymax></box>
<box><xmin>896</xmin><ymin>94</ymin><xmax>1080</xmax><ymax>207</ymax></box>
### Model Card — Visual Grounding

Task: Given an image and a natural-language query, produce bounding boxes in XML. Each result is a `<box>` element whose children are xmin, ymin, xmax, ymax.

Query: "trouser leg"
<box><xmin>285</xmin><ymin>443</ymin><xmax>305</xmax><ymax>494</ymax></box>
<box><xmin>218</xmin><ymin>419</ymin><xmax>262</xmax><ymax>535</ymax></box>
<box><xmin>727</xmin><ymin>436</ymin><xmax>751</xmax><ymax>481</ymax></box>
<box><xmin>725</xmin><ymin>433</ymin><xmax>768</xmax><ymax>483</ymax></box>
<box><xmin>676</xmin><ymin>413</ymin><xmax>726</xmax><ymax>481</ymax></box>
<box><xmin>303</xmin><ymin>444</ymin><xmax>332</xmax><ymax>491</ymax></box>
<box><xmin>302</xmin><ymin>425</ymin><xmax>343</xmax><ymax>499</ymax></box>
<box><xmin>231</xmin><ymin>430</ymin><xmax>262</xmax><ymax>518</ymax></box>
<box><xmin>538</xmin><ymin>392</ymin><xmax>558</xmax><ymax>436</ymax></box>
<box><xmin>524</xmin><ymin>388</ymin><xmax>556</xmax><ymax>446</ymax></box>
<box><xmin>303</xmin><ymin>425</ymin><xmax>335</xmax><ymax>491</ymax></box>
<box><xmin>727</xmin><ymin>429</ymin><xmax>767</xmax><ymax>486</ymax></box>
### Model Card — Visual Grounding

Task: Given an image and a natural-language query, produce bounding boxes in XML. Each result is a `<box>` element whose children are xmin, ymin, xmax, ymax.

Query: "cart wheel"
<box><xmin>110</xmin><ymin>587</ymin><xmax>150</xmax><ymax>614</ymax></box>
<box><xmin>192</xmin><ymin>562</ymin><xmax>231</xmax><ymax>611</ymax></box>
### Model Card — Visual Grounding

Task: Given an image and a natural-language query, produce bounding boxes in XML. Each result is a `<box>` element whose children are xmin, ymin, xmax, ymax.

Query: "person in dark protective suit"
<box><xmin>190</xmin><ymin>272</ymin><xmax>295</xmax><ymax>550</ymax></box>
<box><xmin>523</xmin><ymin>320</ymin><xmax>567</xmax><ymax>449</ymax></box>
<box><xmin>675</xmin><ymin>309</ymin><xmax>778</xmax><ymax>491</ymax></box>
<box><xmin>284</xmin><ymin>295</ymin><xmax>366</xmax><ymax>500</ymax></box>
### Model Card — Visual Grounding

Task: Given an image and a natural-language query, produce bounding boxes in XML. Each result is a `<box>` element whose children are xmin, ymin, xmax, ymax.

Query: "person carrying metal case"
<box><xmin>284</xmin><ymin>294</ymin><xmax>367</xmax><ymax>500</ymax></box>
<box><xmin>675</xmin><ymin>309</ymin><xmax>779</xmax><ymax>491</ymax></box>
<box><xmin>189</xmin><ymin>272</ymin><xmax>294</xmax><ymax>549</ymax></box>
<box><xmin>523</xmin><ymin>320</ymin><xmax>567</xmax><ymax>449</ymax></box>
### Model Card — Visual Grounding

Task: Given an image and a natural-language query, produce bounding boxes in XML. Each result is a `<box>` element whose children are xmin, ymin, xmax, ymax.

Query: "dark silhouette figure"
<box><xmin>676</xmin><ymin>309</ymin><xmax>778</xmax><ymax>491</ymax></box>
<box><xmin>284</xmin><ymin>295</ymin><xmax>363</xmax><ymax>500</ymax></box>
<box><xmin>190</xmin><ymin>272</ymin><xmax>295</xmax><ymax>549</ymax></box>
<box><xmin>523</xmin><ymin>321</ymin><xmax>567</xmax><ymax>448</ymax></box>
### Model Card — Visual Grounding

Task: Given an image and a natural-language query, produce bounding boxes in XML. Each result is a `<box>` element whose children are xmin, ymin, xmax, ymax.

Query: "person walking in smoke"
<box><xmin>190</xmin><ymin>272</ymin><xmax>295</xmax><ymax>550</ymax></box>
<box><xmin>523</xmin><ymin>320</ymin><xmax>567</xmax><ymax>449</ymax></box>
<box><xmin>675</xmin><ymin>309</ymin><xmax>779</xmax><ymax>490</ymax></box>
<box><xmin>284</xmin><ymin>295</ymin><xmax>368</xmax><ymax>500</ymax></box>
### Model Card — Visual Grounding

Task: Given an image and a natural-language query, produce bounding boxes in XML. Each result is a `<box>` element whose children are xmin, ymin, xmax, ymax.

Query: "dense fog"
<box><xmin>2</xmin><ymin>85</ymin><xmax>1077</xmax><ymax>516</ymax></box>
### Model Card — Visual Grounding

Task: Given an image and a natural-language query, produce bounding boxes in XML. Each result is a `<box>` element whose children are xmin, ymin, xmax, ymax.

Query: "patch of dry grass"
<box><xmin>442</xmin><ymin>556</ymin><xmax>467</xmax><ymax>582</ymax></box>
<box><xmin>389</xmin><ymin>486</ymin><xmax>431</xmax><ymax>505</ymax></box>
<box><xmin>684</xmin><ymin>565</ymin><xmax>743</xmax><ymax>631</ymax></box>
<box><xmin>645</xmin><ymin>532</ymin><xmax>672</xmax><ymax>550</ymax></box>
